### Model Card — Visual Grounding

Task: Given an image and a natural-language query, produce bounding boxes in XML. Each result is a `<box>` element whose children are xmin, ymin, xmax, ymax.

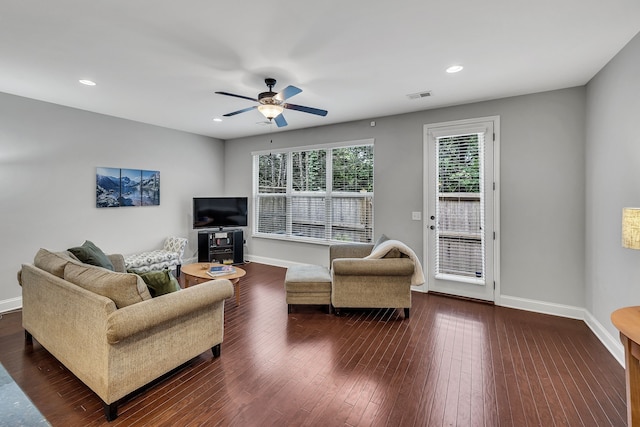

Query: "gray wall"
<box><xmin>585</xmin><ymin>32</ymin><xmax>640</xmax><ymax>338</ymax></box>
<box><xmin>0</xmin><ymin>76</ymin><xmax>590</xmax><ymax>313</ymax></box>
<box><xmin>225</xmin><ymin>87</ymin><xmax>587</xmax><ymax>307</ymax></box>
<box><xmin>0</xmin><ymin>92</ymin><xmax>225</xmax><ymax>309</ymax></box>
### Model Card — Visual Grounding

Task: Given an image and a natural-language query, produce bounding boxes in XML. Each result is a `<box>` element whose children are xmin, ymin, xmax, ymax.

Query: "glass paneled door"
<box><xmin>424</xmin><ymin>118</ymin><xmax>498</xmax><ymax>301</ymax></box>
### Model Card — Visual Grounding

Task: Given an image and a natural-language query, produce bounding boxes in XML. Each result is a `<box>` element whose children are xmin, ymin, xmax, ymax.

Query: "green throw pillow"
<box><xmin>137</xmin><ymin>269</ymin><xmax>181</xmax><ymax>297</ymax></box>
<box><xmin>68</xmin><ymin>240</ymin><xmax>114</xmax><ymax>271</ymax></box>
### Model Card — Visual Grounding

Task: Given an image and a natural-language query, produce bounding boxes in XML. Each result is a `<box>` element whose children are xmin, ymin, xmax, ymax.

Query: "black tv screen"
<box><xmin>193</xmin><ymin>197</ymin><xmax>248</xmax><ymax>229</ymax></box>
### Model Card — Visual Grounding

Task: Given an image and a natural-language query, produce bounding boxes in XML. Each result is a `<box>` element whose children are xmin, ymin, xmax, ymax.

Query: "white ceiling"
<box><xmin>1</xmin><ymin>1</ymin><xmax>639</xmax><ymax>140</ymax></box>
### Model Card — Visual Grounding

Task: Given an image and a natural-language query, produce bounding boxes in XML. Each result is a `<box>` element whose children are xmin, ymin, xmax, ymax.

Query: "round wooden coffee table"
<box><xmin>181</xmin><ymin>263</ymin><xmax>246</xmax><ymax>306</ymax></box>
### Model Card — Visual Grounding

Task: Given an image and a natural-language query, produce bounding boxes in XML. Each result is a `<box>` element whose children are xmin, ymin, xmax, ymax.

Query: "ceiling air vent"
<box><xmin>406</xmin><ymin>91</ymin><xmax>432</xmax><ymax>100</ymax></box>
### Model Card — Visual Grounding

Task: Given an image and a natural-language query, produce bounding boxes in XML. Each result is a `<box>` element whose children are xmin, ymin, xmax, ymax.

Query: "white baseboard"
<box><xmin>412</xmin><ymin>284</ymin><xmax>428</xmax><ymax>293</ymax></box>
<box><xmin>0</xmin><ymin>297</ymin><xmax>22</xmax><ymax>314</ymax></box>
<box><xmin>584</xmin><ymin>310</ymin><xmax>624</xmax><ymax>367</ymax></box>
<box><xmin>499</xmin><ymin>294</ymin><xmax>585</xmax><ymax>320</ymax></box>
<box><xmin>499</xmin><ymin>294</ymin><xmax>624</xmax><ymax>367</ymax></box>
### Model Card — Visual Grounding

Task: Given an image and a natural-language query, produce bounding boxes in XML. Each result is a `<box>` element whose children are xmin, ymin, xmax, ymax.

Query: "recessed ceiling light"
<box><xmin>213</xmin><ymin>117</ymin><xmax>223</xmax><ymax>122</ymax></box>
<box><xmin>79</xmin><ymin>79</ymin><xmax>96</xmax><ymax>86</ymax></box>
<box><xmin>446</xmin><ymin>65</ymin><xmax>464</xmax><ymax>73</ymax></box>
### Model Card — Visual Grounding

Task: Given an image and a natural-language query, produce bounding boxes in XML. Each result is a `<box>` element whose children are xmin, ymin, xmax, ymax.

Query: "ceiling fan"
<box><xmin>215</xmin><ymin>78</ymin><xmax>328</xmax><ymax>127</ymax></box>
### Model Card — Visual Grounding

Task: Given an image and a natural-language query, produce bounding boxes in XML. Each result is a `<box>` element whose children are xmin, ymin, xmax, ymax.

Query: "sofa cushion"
<box><xmin>137</xmin><ymin>269</ymin><xmax>181</xmax><ymax>297</ymax></box>
<box><xmin>33</xmin><ymin>248</ymin><xmax>79</xmax><ymax>278</ymax></box>
<box><xmin>68</xmin><ymin>240</ymin><xmax>114</xmax><ymax>271</ymax></box>
<box><xmin>64</xmin><ymin>263</ymin><xmax>152</xmax><ymax>308</ymax></box>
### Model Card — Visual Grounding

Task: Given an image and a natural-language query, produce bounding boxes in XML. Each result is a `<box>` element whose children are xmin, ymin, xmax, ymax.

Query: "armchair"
<box><xmin>330</xmin><ymin>240</ymin><xmax>421</xmax><ymax>318</ymax></box>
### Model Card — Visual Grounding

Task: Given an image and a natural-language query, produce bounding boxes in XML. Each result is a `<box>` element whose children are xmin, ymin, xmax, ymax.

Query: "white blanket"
<box><xmin>365</xmin><ymin>239</ymin><xmax>425</xmax><ymax>286</ymax></box>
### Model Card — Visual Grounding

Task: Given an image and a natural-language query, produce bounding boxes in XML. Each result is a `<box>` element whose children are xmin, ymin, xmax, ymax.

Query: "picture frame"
<box><xmin>96</xmin><ymin>167</ymin><xmax>160</xmax><ymax>208</ymax></box>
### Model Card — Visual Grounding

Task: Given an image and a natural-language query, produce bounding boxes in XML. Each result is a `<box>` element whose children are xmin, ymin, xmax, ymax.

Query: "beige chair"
<box><xmin>329</xmin><ymin>242</ymin><xmax>416</xmax><ymax>318</ymax></box>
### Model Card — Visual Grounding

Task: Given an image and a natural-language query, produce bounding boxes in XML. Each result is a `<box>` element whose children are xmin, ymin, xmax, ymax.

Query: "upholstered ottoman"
<box><xmin>284</xmin><ymin>264</ymin><xmax>332</xmax><ymax>313</ymax></box>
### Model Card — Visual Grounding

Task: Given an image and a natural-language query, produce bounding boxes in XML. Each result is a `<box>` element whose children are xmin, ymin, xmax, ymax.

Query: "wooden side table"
<box><xmin>612</xmin><ymin>306</ymin><xmax>640</xmax><ymax>426</ymax></box>
<box><xmin>181</xmin><ymin>263</ymin><xmax>246</xmax><ymax>306</ymax></box>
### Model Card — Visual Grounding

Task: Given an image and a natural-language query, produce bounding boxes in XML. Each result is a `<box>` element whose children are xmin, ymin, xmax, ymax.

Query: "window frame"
<box><xmin>252</xmin><ymin>139</ymin><xmax>374</xmax><ymax>245</ymax></box>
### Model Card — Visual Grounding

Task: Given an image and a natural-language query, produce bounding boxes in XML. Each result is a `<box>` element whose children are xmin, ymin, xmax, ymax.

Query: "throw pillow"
<box><xmin>373</xmin><ymin>234</ymin><xmax>390</xmax><ymax>251</ymax></box>
<box><xmin>136</xmin><ymin>269</ymin><xmax>181</xmax><ymax>297</ymax></box>
<box><xmin>64</xmin><ymin>262</ymin><xmax>152</xmax><ymax>308</ymax></box>
<box><xmin>68</xmin><ymin>240</ymin><xmax>114</xmax><ymax>271</ymax></box>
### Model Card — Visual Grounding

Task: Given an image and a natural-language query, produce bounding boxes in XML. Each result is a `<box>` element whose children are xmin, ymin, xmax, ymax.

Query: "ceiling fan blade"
<box><xmin>274</xmin><ymin>85</ymin><xmax>302</xmax><ymax>102</ymax></box>
<box><xmin>223</xmin><ymin>105</ymin><xmax>258</xmax><ymax>117</ymax></box>
<box><xmin>284</xmin><ymin>103</ymin><xmax>328</xmax><ymax>117</ymax></box>
<box><xmin>215</xmin><ymin>91</ymin><xmax>258</xmax><ymax>102</ymax></box>
<box><xmin>274</xmin><ymin>114</ymin><xmax>288</xmax><ymax>127</ymax></box>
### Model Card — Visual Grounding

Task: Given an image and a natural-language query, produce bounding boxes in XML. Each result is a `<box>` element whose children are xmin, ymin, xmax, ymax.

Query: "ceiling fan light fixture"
<box><xmin>257</xmin><ymin>104</ymin><xmax>284</xmax><ymax>120</ymax></box>
<box><xmin>216</xmin><ymin>79</ymin><xmax>327</xmax><ymax>127</ymax></box>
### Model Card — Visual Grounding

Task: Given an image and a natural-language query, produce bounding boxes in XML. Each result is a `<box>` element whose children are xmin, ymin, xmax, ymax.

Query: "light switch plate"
<box><xmin>412</xmin><ymin>211</ymin><xmax>421</xmax><ymax>221</ymax></box>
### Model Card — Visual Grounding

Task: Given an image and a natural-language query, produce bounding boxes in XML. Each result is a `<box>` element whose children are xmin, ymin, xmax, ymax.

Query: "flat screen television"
<box><xmin>193</xmin><ymin>197</ymin><xmax>248</xmax><ymax>229</ymax></box>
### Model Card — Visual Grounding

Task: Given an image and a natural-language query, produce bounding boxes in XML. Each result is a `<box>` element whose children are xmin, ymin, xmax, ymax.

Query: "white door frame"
<box><xmin>421</xmin><ymin>116</ymin><xmax>501</xmax><ymax>304</ymax></box>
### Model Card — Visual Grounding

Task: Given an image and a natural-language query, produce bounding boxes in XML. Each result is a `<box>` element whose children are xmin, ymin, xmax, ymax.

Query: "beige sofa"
<box><xmin>330</xmin><ymin>242</ymin><xmax>417</xmax><ymax>318</ymax></box>
<box><xmin>19</xmin><ymin>248</ymin><xmax>234</xmax><ymax>421</ymax></box>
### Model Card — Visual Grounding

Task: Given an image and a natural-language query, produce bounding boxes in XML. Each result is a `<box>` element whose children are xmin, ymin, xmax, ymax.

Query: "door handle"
<box><xmin>430</xmin><ymin>225</ymin><xmax>435</xmax><ymax>230</ymax></box>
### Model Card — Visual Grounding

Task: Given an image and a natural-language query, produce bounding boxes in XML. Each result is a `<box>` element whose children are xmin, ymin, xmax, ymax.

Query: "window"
<box><xmin>253</xmin><ymin>140</ymin><xmax>374</xmax><ymax>244</ymax></box>
<box><xmin>436</xmin><ymin>132</ymin><xmax>485</xmax><ymax>280</ymax></box>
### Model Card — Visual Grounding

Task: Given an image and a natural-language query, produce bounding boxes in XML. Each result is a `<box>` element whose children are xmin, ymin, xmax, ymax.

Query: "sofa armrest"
<box><xmin>106</xmin><ymin>279</ymin><xmax>234</xmax><ymax>344</ymax></box>
<box><xmin>329</xmin><ymin>244</ymin><xmax>374</xmax><ymax>264</ymax></box>
<box><xmin>108</xmin><ymin>254</ymin><xmax>126</xmax><ymax>273</ymax></box>
<box><xmin>332</xmin><ymin>257</ymin><xmax>414</xmax><ymax>276</ymax></box>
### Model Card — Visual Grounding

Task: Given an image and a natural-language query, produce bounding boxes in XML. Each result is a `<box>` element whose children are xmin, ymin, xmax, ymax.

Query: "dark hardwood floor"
<box><xmin>0</xmin><ymin>262</ymin><xmax>627</xmax><ymax>426</ymax></box>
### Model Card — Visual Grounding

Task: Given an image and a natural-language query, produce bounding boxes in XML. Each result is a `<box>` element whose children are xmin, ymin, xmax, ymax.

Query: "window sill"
<box><xmin>252</xmin><ymin>233</ymin><xmax>368</xmax><ymax>247</ymax></box>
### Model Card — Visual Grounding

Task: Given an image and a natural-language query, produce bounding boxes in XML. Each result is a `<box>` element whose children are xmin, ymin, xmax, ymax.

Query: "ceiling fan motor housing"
<box><xmin>259</xmin><ymin>78</ymin><xmax>280</xmax><ymax>104</ymax></box>
<box><xmin>258</xmin><ymin>91</ymin><xmax>279</xmax><ymax>105</ymax></box>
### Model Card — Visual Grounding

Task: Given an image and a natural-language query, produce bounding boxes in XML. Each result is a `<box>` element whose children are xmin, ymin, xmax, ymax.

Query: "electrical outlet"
<box><xmin>412</xmin><ymin>211</ymin><xmax>421</xmax><ymax>221</ymax></box>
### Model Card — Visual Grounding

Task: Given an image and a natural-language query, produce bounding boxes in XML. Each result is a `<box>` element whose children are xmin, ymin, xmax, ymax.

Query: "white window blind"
<box><xmin>254</xmin><ymin>141</ymin><xmax>374</xmax><ymax>244</ymax></box>
<box><xmin>255</xmin><ymin>152</ymin><xmax>287</xmax><ymax>236</ymax></box>
<box><xmin>435</xmin><ymin>132</ymin><xmax>485</xmax><ymax>281</ymax></box>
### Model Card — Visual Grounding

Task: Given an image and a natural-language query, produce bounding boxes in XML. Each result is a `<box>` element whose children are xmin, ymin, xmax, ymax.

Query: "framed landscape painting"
<box><xmin>96</xmin><ymin>167</ymin><xmax>121</xmax><ymax>208</ymax></box>
<box><xmin>141</xmin><ymin>170</ymin><xmax>160</xmax><ymax>206</ymax></box>
<box><xmin>96</xmin><ymin>167</ymin><xmax>160</xmax><ymax>208</ymax></box>
<box><xmin>120</xmin><ymin>168</ymin><xmax>142</xmax><ymax>206</ymax></box>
